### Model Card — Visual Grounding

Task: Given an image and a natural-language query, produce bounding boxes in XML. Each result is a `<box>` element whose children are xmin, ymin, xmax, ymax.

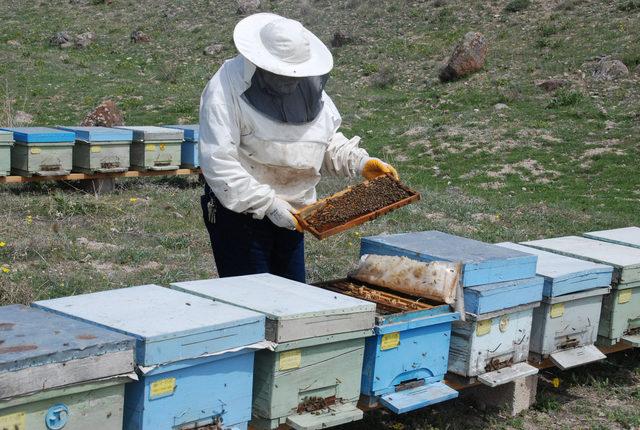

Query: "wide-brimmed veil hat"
<box><xmin>233</xmin><ymin>13</ymin><xmax>333</xmax><ymax>78</ymax></box>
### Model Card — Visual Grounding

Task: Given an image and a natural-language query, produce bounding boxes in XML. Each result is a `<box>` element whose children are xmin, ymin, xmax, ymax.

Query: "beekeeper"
<box><xmin>199</xmin><ymin>13</ymin><xmax>398</xmax><ymax>283</ymax></box>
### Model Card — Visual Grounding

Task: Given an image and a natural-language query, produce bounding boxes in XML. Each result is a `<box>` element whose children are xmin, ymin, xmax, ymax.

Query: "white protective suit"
<box><xmin>199</xmin><ymin>55</ymin><xmax>369</xmax><ymax>219</ymax></box>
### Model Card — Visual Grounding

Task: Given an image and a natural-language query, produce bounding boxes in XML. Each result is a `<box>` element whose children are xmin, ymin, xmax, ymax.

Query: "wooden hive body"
<box><xmin>115</xmin><ymin>126</ymin><xmax>183</xmax><ymax>171</ymax></box>
<box><xmin>523</xmin><ymin>236</ymin><xmax>640</xmax><ymax>346</ymax></box>
<box><xmin>34</xmin><ymin>285</ymin><xmax>265</xmax><ymax>430</ymax></box>
<box><xmin>584</xmin><ymin>227</ymin><xmax>640</xmax><ymax>249</ymax></box>
<box><xmin>0</xmin><ymin>304</ymin><xmax>135</xmax><ymax>430</ymax></box>
<box><xmin>0</xmin><ymin>130</ymin><xmax>13</xmax><ymax>176</ymax></box>
<box><xmin>58</xmin><ymin>126</ymin><xmax>133</xmax><ymax>173</ymax></box>
<box><xmin>1</xmin><ymin>127</ymin><xmax>74</xmax><ymax>176</ymax></box>
<box><xmin>464</xmin><ymin>276</ymin><xmax>544</xmax><ymax>315</ymax></box>
<box><xmin>171</xmin><ymin>274</ymin><xmax>376</xmax><ymax>430</ymax></box>
<box><xmin>166</xmin><ymin>124</ymin><xmax>199</xmax><ymax>168</ymax></box>
<box><xmin>360</xmin><ymin>231</ymin><xmax>537</xmax><ymax>287</ymax></box>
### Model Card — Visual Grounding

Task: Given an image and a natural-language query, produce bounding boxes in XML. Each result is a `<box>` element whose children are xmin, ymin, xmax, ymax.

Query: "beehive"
<box><xmin>166</xmin><ymin>125</ymin><xmax>199</xmax><ymax>168</ymax></box>
<box><xmin>115</xmin><ymin>126</ymin><xmax>182</xmax><ymax>171</ymax></box>
<box><xmin>0</xmin><ymin>304</ymin><xmax>135</xmax><ymax>430</ymax></box>
<box><xmin>58</xmin><ymin>126</ymin><xmax>133</xmax><ymax>173</ymax></box>
<box><xmin>0</xmin><ymin>127</ymin><xmax>74</xmax><ymax>176</ymax></box>
<box><xmin>172</xmin><ymin>274</ymin><xmax>376</xmax><ymax>430</ymax></box>
<box><xmin>34</xmin><ymin>285</ymin><xmax>265</xmax><ymax>430</ymax></box>
<box><xmin>360</xmin><ymin>231</ymin><xmax>537</xmax><ymax>287</ymax></box>
<box><xmin>497</xmin><ymin>242</ymin><xmax>613</xmax><ymax>368</ymax></box>
<box><xmin>584</xmin><ymin>227</ymin><xmax>640</xmax><ymax>249</ymax></box>
<box><xmin>316</xmin><ymin>279</ymin><xmax>459</xmax><ymax>414</ymax></box>
<box><xmin>0</xmin><ymin>130</ymin><xmax>13</xmax><ymax>176</ymax></box>
<box><xmin>523</xmin><ymin>236</ymin><xmax>640</xmax><ymax>346</ymax></box>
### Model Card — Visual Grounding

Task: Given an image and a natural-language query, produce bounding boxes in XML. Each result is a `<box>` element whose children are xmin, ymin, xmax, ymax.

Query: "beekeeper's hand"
<box><xmin>360</xmin><ymin>157</ymin><xmax>399</xmax><ymax>180</ymax></box>
<box><xmin>266</xmin><ymin>198</ymin><xmax>302</xmax><ymax>232</ymax></box>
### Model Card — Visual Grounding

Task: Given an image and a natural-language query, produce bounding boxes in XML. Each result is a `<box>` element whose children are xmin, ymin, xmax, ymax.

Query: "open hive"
<box><xmin>296</xmin><ymin>175</ymin><xmax>420</xmax><ymax>239</ymax></box>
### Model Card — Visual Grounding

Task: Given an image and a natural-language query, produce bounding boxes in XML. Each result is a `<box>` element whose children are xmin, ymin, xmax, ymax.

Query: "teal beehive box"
<box><xmin>498</xmin><ymin>242</ymin><xmax>612</xmax><ymax>369</ymax></box>
<box><xmin>166</xmin><ymin>125</ymin><xmax>199</xmax><ymax>168</ymax></box>
<box><xmin>58</xmin><ymin>126</ymin><xmax>133</xmax><ymax>173</ymax></box>
<box><xmin>115</xmin><ymin>126</ymin><xmax>182</xmax><ymax>171</ymax></box>
<box><xmin>172</xmin><ymin>274</ymin><xmax>376</xmax><ymax>430</ymax></box>
<box><xmin>0</xmin><ymin>304</ymin><xmax>135</xmax><ymax>430</ymax></box>
<box><xmin>34</xmin><ymin>285</ymin><xmax>265</xmax><ymax>430</ymax></box>
<box><xmin>523</xmin><ymin>236</ymin><xmax>640</xmax><ymax>347</ymax></box>
<box><xmin>0</xmin><ymin>127</ymin><xmax>74</xmax><ymax>176</ymax></box>
<box><xmin>0</xmin><ymin>130</ymin><xmax>13</xmax><ymax>176</ymax></box>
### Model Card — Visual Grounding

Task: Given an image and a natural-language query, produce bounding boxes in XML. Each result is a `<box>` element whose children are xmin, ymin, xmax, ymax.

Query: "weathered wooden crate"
<box><xmin>166</xmin><ymin>125</ymin><xmax>199</xmax><ymax>168</ymax></box>
<box><xmin>449</xmin><ymin>304</ymin><xmax>539</xmax><ymax>387</ymax></box>
<box><xmin>115</xmin><ymin>126</ymin><xmax>183</xmax><ymax>171</ymax></box>
<box><xmin>523</xmin><ymin>236</ymin><xmax>640</xmax><ymax>346</ymax></box>
<box><xmin>316</xmin><ymin>279</ymin><xmax>459</xmax><ymax>414</ymax></box>
<box><xmin>58</xmin><ymin>126</ymin><xmax>133</xmax><ymax>173</ymax></box>
<box><xmin>34</xmin><ymin>285</ymin><xmax>265</xmax><ymax>430</ymax></box>
<box><xmin>584</xmin><ymin>227</ymin><xmax>640</xmax><ymax>249</ymax></box>
<box><xmin>0</xmin><ymin>304</ymin><xmax>135</xmax><ymax>430</ymax></box>
<box><xmin>0</xmin><ymin>130</ymin><xmax>13</xmax><ymax>176</ymax></box>
<box><xmin>171</xmin><ymin>274</ymin><xmax>376</xmax><ymax>430</ymax></box>
<box><xmin>360</xmin><ymin>231</ymin><xmax>537</xmax><ymax>287</ymax></box>
<box><xmin>1</xmin><ymin>127</ymin><xmax>74</xmax><ymax>176</ymax></box>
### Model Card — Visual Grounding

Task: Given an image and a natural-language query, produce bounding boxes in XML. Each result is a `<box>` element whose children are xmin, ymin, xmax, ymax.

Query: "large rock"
<box><xmin>130</xmin><ymin>30</ymin><xmax>150</xmax><ymax>43</ymax></box>
<box><xmin>439</xmin><ymin>32</ymin><xmax>488</xmax><ymax>82</ymax></box>
<box><xmin>203</xmin><ymin>44</ymin><xmax>224</xmax><ymax>56</ymax></box>
<box><xmin>81</xmin><ymin>100</ymin><xmax>124</xmax><ymax>127</ymax></box>
<box><xmin>75</xmin><ymin>32</ymin><xmax>96</xmax><ymax>48</ymax></box>
<box><xmin>237</xmin><ymin>0</ymin><xmax>260</xmax><ymax>14</ymax></box>
<box><xmin>584</xmin><ymin>57</ymin><xmax>629</xmax><ymax>80</ymax></box>
<box><xmin>50</xmin><ymin>31</ymin><xmax>73</xmax><ymax>48</ymax></box>
<box><xmin>331</xmin><ymin>31</ymin><xmax>354</xmax><ymax>48</ymax></box>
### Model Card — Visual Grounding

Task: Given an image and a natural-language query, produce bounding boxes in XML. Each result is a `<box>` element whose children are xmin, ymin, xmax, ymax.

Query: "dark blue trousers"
<box><xmin>201</xmin><ymin>185</ymin><xmax>306</xmax><ymax>283</ymax></box>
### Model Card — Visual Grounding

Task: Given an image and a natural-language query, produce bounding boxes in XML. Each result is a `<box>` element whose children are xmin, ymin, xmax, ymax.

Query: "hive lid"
<box><xmin>379</xmin><ymin>381</ymin><xmax>458</xmax><ymax>414</ymax></box>
<box><xmin>0</xmin><ymin>130</ymin><xmax>12</xmax><ymax>143</ymax></box>
<box><xmin>57</xmin><ymin>126</ymin><xmax>133</xmax><ymax>142</ymax></box>
<box><xmin>0</xmin><ymin>304</ymin><xmax>134</xmax><ymax>398</ymax></box>
<box><xmin>33</xmin><ymin>285</ymin><xmax>265</xmax><ymax>366</ymax></box>
<box><xmin>584</xmin><ymin>227</ymin><xmax>640</xmax><ymax>249</ymax></box>
<box><xmin>361</xmin><ymin>231</ymin><xmax>537</xmax><ymax>287</ymax></box>
<box><xmin>171</xmin><ymin>274</ymin><xmax>376</xmax><ymax>343</ymax></box>
<box><xmin>165</xmin><ymin>124</ymin><xmax>199</xmax><ymax>141</ymax></box>
<box><xmin>523</xmin><ymin>236</ymin><xmax>640</xmax><ymax>285</ymax></box>
<box><xmin>115</xmin><ymin>125</ymin><xmax>183</xmax><ymax>142</ymax></box>
<box><xmin>0</xmin><ymin>127</ymin><xmax>75</xmax><ymax>144</ymax></box>
<box><xmin>497</xmin><ymin>242</ymin><xmax>614</xmax><ymax>297</ymax></box>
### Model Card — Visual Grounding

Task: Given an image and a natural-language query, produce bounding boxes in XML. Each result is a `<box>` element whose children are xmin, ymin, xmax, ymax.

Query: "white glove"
<box><xmin>266</xmin><ymin>198</ymin><xmax>302</xmax><ymax>232</ymax></box>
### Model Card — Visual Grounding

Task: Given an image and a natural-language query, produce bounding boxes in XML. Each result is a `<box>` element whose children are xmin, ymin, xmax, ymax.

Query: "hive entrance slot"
<box><xmin>558</xmin><ymin>337</ymin><xmax>580</xmax><ymax>350</ymax></box>
<box><xmin>176</xmin><ymin>416</ymin><xmax>223</xmax><ymax>430</ymax></box>
<box><xmin>485</xmin><ymin>356</ymin><xmax>514</xmax><ymax>372</ymax></box>
<box><xmin>395</xmin><ymin>378</ymin><xmax>425</xmax><ymax>392</ymax></box>
<box><xmin>296</xmin><ymin>395</ymin><xmax>337</xmax><ymax>413</ymax></box>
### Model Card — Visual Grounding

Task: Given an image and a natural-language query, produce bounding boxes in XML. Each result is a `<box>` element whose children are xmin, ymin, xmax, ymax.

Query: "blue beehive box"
<box><xmin>166</xmin><ymin>125</ymin><xmax>199</xmax><ymax>168</ymax></box>
<box><xmin>34</xmin><ymin>285</ymin><xmax>265</xmax><ymax>430</ymax></box>
<box><xmin>0</xmin><ymin>127</ymin><xmax>75</xmax><ymax>176</ymax></box>
<box><xmin>464</xmin><ymin>276</ymin><xmax>544</xmax><ymax>315</ymax></box>
<box><xmin>57</xmin><ymin>126</ymin><xmax>133</xmax><ymax>173</ymax></box>
<box><xmin>1</xmin><ymin>304</ymin><xmax>135</xmax><ymax>429</ymax></box>
<box><xmin>360</xmin><ymin>231</ymin><xmax>537</xmax><ymax>287</ymax></box>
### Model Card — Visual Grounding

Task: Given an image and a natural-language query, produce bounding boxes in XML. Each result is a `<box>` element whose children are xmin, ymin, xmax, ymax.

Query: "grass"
<box><xmin>1</xmin><ymin>0</ymin><xmax>639</xmax><ymax>428</ymax></box>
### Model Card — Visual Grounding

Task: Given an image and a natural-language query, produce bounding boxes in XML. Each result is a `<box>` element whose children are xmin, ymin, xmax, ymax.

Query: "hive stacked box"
<box><xmin>584</xmin><ymin>227</ymin><xmax>640</xmax><ymax>249</ymax></box>
<box><xmin>0</xmin><ymin>304</ymin><xmax>135</xmax><ymax>429</ymax></box>
<box><xmin>165</xmin><ymin>124</ymin><xmax>199</xmax><ymax>168</ymax></box>
<box><xmin>172</xmin><ymin>274</ymin><xmax>376</xmax><ymax>430</ymax></box>
<box><xmin>361</xmin><ymin>231</ymin><xmax>542</xmax><ymax>387</ymax></box>
<box><xmin>523</xmin><ymin>236</ymin><xmax>640</xmax><ymax>347</ymax></box>
<box><xmin>57</xmin><ymin>126</ymin><xmax>133</xmax><ymax>173</ymax></box>
<box><xmin>115</xmin><ymin>126</ymin><xmax>183</xmax><ymax>171</ymax></box>
<box><xmin>497</xmin><ymin>242</ymin><xmax>613</xmax><ymax>369</ymax></box>
<box><xmin>0</xmin><ymin>130</ymin><xmax>13</xmax><ymax>176</ymax></box>
<box><xmin>34</xmin><ymin>285</ymin><xmax>265</xmax><ymax>430</ymax></box>
<box><xmin>0</xmin><ymin>127</ymin><xmax>74</xmax><ymax>176</ymax></box>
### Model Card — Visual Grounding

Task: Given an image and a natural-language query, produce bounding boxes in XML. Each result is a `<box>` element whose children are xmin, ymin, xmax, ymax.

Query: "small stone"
<box><xmin>50</xmin><ymin>31</ymin><xmax>72</xmax><ymax>47</ymax></box>
<box><xmin>75</xmin><ymin>31</ymin><xmax>96</xmax><ymax>48</ymax></box>
<box><xmin>13</xmin><ymin>111</ymin><xmax>34</xmax><ymax>125</ymax></box>
<box><xmin>605</xmin><ymin>120</ymin><xmax>616</xmax><ymax>130</ymax></box>
<box><xmin>494</xmin><ymin>103</ymin><xmax>509</xmax><ymax>111</ymax></box>
<box><xmin>203</xmin><ymin>44</ymin><xmax>224</xmax><ymax>56</ymax></box>
<box><xmin>439</xmin><ymin>32</ymin><xmax>488</xmax><ymax>82</ymax></box>
<box><xmin>60</xmin><ymin>42</ymin><xmax>74</xmax><ymax>49</ymax></box>
<box><xmin>130</xmin><ymin>30</ymin><xmax>150</xmax><ymax>43</ymax></box>
<box><xmin>536</xmin><ymin>79</ymin><xmax>569</xmax><ymax>92</ymax></box>
<box><xmin>237</xmin><ymin>0</ymin><xmax>260</xmax><ymax>14</ymax></box>
<box><xmin>81</xmin><ymin>100</ymin><xmax>124</xmax><ymax>127</ymax></box>
<box><xmin>6</xmin><ymin>40</ymin><xmax>21</xmax><ymax>47</ymax></box>
<box><xmin>331</xmin><ymin>31</ymin><xmax>353</xmax><ymax>48</ymax></box>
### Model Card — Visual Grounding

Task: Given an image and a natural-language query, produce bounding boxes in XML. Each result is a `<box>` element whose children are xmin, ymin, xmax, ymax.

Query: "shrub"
<box><xmin>504</xmin><ymin>0</ymin><xmax>531</xmax><ymax>12</ymax></box>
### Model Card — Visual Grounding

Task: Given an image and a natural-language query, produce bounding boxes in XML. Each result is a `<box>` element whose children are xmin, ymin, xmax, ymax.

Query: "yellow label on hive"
<box><xmin>90</xmin><ymin>146</ymin><xmax>102</xmax><ymax>153</ymax></box>
<box><xmin>279</xmin><ymin>349</ymin><xmax>302</xmax><ymax>371</ymax></box>
<box><xmin>476</xmin><ymin>319</ymin><xmax>492</xmax><ymax>336</ymax></box>
<box><xmin>159</xmin><ymin>144</ymin><xmax>166</xmax><ymax>151</ymax></box>
<box><xmin>550</xmin><ymin>303</ymin><xmax>565</xmax><ymax>318</ymax></box>
<box><xmin>381</xmin><ymin>332</ymin><xmax>401</xmax><ymax>351</ymax></box>
<box><xmin>150</xmin><ymin>377</ymin><xmax>176</xmax><ymax>399</ymax></box>
<box><xmin>145</xmin><ymin>144</ymin><xmax>156</xmax><ymax>151</ymax></box>
<box><xmin>619</xmin><ymin>289</ymin><xmax>633</xmax><ymax>304</ymax></box>
<box><xmin>30</xmin><ymin>148</ymin><xmax>42</xmax><ymax>154</ymax></box>
<box><xmin>499</xmin><ymin>315</ymin><xmax>510</xmax><ymax>332</ymax></box>
<box><xmin>0</xmin><ymin>411</ymin><xmax>25</xmax><ymax>429</ymax></box>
